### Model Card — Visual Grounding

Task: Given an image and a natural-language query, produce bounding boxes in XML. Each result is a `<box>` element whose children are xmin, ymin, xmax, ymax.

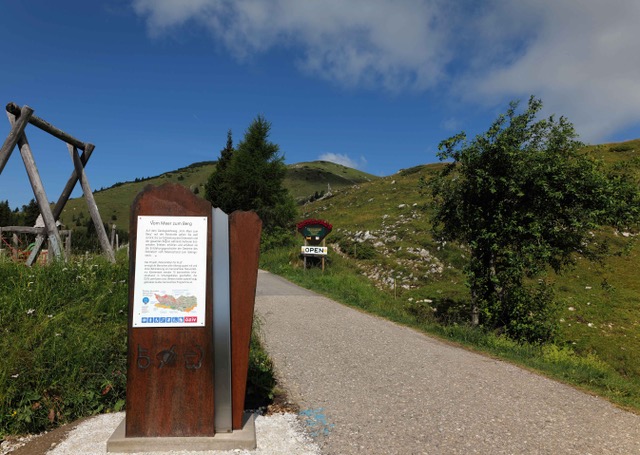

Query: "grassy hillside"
<box><xmin>58</xmin><ymin>160</ymin><xmax>377</xmax><ymax>231</ymax></box>
<box><xmin>292</xmin><ymin>141</ymin><xmax>640</xmax><ymax>387</ymax></box>
<box><xmin>287</xmin><ymin>161</ymin><xmax>377</xmax><ymax>203</ymax></box>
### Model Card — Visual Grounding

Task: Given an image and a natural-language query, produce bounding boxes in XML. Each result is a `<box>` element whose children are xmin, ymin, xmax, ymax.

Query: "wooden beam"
<box><xmin>26</xmin><ymin>235</ymin><xmax>46</xmax><ymax>266</ymax></box>
<box><xmin>52</xmin><ymin>143</ymin><xmax>94</xmax><ymax>220</ymax></box>
<box><xmin>0</xmin><ymin>226</ymin><xmax>45</xmax><ymax>234</ymax></box>
<box><xmin>0</xmin><ymin>105</ymin><xmax>33</xmax><ymax>174</ymax></box>
<box><xmin>6</xmin><ymin>111</ymin><xmax>64</xmax><ymax>262</ymax></box>
<box><xmin>6</xmin><ymin>102</ymin><xmax>93</xmax><ymax>151</ymax></box>
<box><xmin>68</xmin><ymin>144</ymin><xmax>115</xmax><ymax>263</ymax></box>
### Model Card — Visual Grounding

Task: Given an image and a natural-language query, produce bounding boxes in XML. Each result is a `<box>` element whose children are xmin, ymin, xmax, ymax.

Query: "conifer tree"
<box><xmin>205</xmin><ymin>116</ymin><xmax>296</xmax><ymax>235</ymax></box>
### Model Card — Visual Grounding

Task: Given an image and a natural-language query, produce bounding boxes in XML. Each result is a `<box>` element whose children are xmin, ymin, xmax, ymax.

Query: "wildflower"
<box><xmin>26</xmin><ymin>308</ymin><xmax>35</xmax><ymax>315</ymax></box>
<box><xmin>568</xmin><ymin>307</ymin><xmax>575</xmax><ymax>311</ymax></box>
<box><xmin>587</xmin><ymin>323</ymin><xmax>594</xmax><ymax>328</ymax></box>
<box><xmin>11</xmin><ymin>374</ymin><xmax>19</xmax><ymax>378</ymax></box>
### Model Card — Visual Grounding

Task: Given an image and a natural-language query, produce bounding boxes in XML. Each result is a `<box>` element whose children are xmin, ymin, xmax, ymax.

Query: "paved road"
<box><xmin>255</xmin><ymin>270</ymin><xmax>640</xmax><ymax>455</ymax></box>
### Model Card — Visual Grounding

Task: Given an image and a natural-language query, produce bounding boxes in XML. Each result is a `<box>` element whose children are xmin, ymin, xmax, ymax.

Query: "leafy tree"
<box><xmin>430</xmin><ymin>97</ymin><xmax>640</xmax><ymax>343</ymax></box>
<box><xmin>205</xmin><ymin>116</ymin><xmax>296</xmax><ymax>236</ymax></box>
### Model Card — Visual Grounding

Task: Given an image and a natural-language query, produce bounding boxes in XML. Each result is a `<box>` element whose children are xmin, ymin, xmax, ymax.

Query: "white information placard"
<box><xmin>132</xmin><ymin>216</ymin><xmax>208</xmax><ymax>327</ymax></box>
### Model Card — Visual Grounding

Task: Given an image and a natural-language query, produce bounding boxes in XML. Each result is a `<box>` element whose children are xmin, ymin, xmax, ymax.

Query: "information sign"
<box><xmin>132</xmin><ymin>215</ymin><xmax>208</xmax><ymax>327</ymax></box>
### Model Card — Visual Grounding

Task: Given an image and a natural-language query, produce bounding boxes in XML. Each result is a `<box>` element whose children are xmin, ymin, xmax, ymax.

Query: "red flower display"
<box><xmin>297</xmin><ymin>218</ymin><xmax>333</xmax><ymax>232</ymax></box>
<box><xmin>297</xmin><ymin>218</ymin><xmax>333</xmax><ymax>245</ymax></box>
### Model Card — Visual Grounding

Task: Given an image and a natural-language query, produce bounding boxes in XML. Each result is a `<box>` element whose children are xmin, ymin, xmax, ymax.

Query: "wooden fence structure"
<box><xmin>0</xmin><ymin>102</ymin><xmax>114</xmax><ymax>265</ymax></box>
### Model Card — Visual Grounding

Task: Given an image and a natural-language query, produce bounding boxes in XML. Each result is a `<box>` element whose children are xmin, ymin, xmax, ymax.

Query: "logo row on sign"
<box><xmin>300</xmin><ymin>246</ymin><xmax>328</xmax><ymax>256</ymax></box>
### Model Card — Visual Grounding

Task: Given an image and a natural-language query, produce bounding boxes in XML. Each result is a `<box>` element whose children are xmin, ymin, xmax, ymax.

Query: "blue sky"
<box><xmin>2</xmin><ymin>0</ymin><xmax>640</xmax><ymax>209</ymax></box>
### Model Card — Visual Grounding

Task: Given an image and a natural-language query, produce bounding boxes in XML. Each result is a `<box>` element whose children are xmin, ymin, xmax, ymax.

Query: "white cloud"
<box><xmin>319</xmin><ymin>153</ymin><xmax>367</xmax><ymax>170</ymax></box>
<box><xmin>132</xmin><ymin>0</ymin><xmax>640</xmax><ymax>142</ymax></box>
<box><xmin>441</xmin><ymin>117</ymin><xmax>461</xmax><ymax>133</ymax></box>
<box><xmin>458</xmin><ymin>0</ymin><xmax>640</xmax><ymax>142</ymax></box>
<box><xmin>132</xmin><ymin>0</ymin><xmax>450</xmax><ymax>91</ymax></box>
<box><xmin>132</xmin><ymin>0</ymin><xmax>214</xmax><ymax>33</ymax></box>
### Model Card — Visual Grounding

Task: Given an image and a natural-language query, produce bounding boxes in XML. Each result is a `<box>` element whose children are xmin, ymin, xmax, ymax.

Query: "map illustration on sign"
<box><xmin>133</xmin><ymin>216</ymin><xmax>208</xmax><ymax>327</ymax></box>
<box><xmin>155</xmin><ymin>293</ymin><xmax>198</xmax><ymax>312</ymax></box>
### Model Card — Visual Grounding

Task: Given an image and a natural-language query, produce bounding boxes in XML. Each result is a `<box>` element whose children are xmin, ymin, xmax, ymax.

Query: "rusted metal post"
<box><xmin>229</xmin><ymin>211</ymin><xmax>261</xmax><ymax>429</ymax></box>
<box><xmin>126</xmin><ymin>184</ymin><xmax>215</xmax><ymax>438</ymax></box>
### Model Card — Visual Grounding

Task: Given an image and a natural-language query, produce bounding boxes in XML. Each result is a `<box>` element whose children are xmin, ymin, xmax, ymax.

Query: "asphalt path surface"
<box><xmin>255</xmin><ymin>270</ymin><xmax>640</xmax><ymax>455</ymax></box>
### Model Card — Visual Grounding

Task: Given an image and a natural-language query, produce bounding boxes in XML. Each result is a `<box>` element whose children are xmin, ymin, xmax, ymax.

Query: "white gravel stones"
<box><xmin>36</xmin><ymin>412</ymin><xmax>320</xmax><ymax>455</ymax></box>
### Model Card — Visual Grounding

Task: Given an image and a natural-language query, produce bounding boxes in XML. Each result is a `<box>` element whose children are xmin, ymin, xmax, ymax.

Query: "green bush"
<box><xmin>261</xmin><ymin>228</ymin><xmax>296</xmax><ymax>252</ymax></box>
<box><xmin>610</xmin><ymin>144</ymin><xmax>635</xmax><ymax>153</ymax></box>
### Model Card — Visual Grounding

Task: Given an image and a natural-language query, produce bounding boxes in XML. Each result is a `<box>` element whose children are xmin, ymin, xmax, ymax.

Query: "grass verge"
<box><xmin>0</xmin><ymin>253</ymin><xmax>277</xmax><ymax>437</ymax></box>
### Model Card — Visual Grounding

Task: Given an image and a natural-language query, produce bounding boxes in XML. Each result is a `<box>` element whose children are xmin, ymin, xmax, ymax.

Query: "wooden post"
<box><xmin>67</xmin><ymin>144</ymin><xmax>115</xmax><ymax>263</ymax></box>
<box><xmin>304</xmin><ymin>238</ymin><xmax>308</xmax><ymax>270</ymax></box>
<box><xmin>322</xmin><ymin>238</ymin><xmax>326</xmax><ymax>272</ymax></box>
<box><xmin>6</xmin><ymin>111</ymin><xmax>64</xmax><ymax>262</ymax></box>
<box><xmin>52</xmin><ymin>144</ymin><xmax>94</xmax><ymax>220</ymax></box>
<box><xmin>0</xmin><ymin>105</ymin><xmax>33</xmax><ymax>175</ymax></box>
<box><xmin>65</xmin><ymin>230</ymin><xmax>72</xmax><ymax>257</ymax></box>
<box><xmin>110</xmin><ymin>224</ymin><xmax>116</xmax><ymax>250</ymax></box>
<box><xmin>26</xmin><ymin>236</ymin><xmax>46</xmax><ymax>266</ymax></box>
<box><xmin>2</xmin><ymin>103</ymin><xmax>114</xmax><ymax>265</ymax></box>
<box><xmin>5</xmin><ymin>102</ymin><xmax>92</xmax><ymax>152</ymax></box>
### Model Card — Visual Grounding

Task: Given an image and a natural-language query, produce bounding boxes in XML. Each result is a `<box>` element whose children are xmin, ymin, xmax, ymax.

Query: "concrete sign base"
<box><xmin>107</xmin><ymin>413</ymin><xmax>256</xmax><ymax>453</ymax></box>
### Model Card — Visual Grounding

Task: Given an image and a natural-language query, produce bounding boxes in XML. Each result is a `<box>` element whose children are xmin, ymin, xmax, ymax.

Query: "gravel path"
<box><xmin>45</xmin><ymin>413</ymin><xmax>319</xmax><ymax>455</ymax></box>
<box><xmin>1</xmin><ymin>413</ymin><xmax>320</xmax><ymax>455</ymax></box>
<box><xmin>255</xmin><ymin>270</ymin><xmax>640</xmax><ymax>455</ymax></box>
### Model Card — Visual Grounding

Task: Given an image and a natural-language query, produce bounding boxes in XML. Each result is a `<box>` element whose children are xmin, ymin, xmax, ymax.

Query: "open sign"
<box><xmin>300</xmin><ymin>246</ymin><xmax>328</xmax><ymax>256</ymax></box>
